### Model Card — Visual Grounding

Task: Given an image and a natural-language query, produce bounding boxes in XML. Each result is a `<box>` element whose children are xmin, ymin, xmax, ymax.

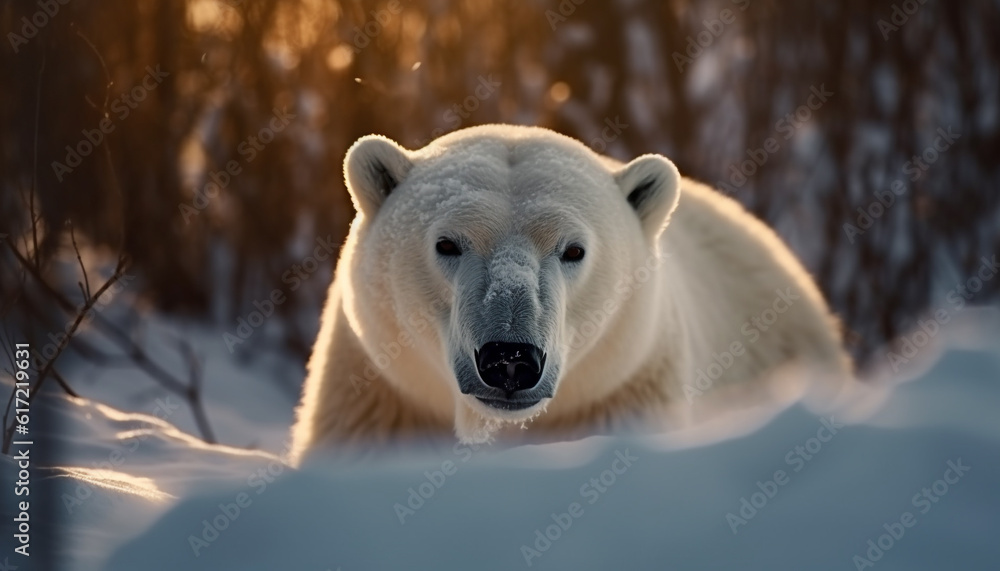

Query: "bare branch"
<box><xmin>29</xmin><ymin>52</ymin><xmax>45</xmax><ymax>271</ymax></box>
<box><xmin>2</xmin><ymin>237</ymin><xmax>218</xmax><ymax>450</ymax></box>
<box><xmin>2</xmin><ymin>30</ymin><xmax>219</xmax><ymax>452</ymax></box>
<box><xmin>1</xmin><ymin>251</ymin><xmax>125</xmax><ymax>453</ymax></box>
<box><xmin>72</xmin><ymin>25</ymin><xmax>112</xmax><ymax>114</ymax></box>
<box><xmin>69</xmin><ymin>221</ymin><xmax>92</xmax><ymax>301</ymax></box>
<box><xmin>74</xmin><ymin>25</ymin><xmax>125</xmax><ymax>248</ymax></box>
<box><xmin>177</xmin><ymin>338</ymin><xmax>216</xmax><ymax>444</ymax></box>
<box><xmin>51</xmin><ymin>368</ymin><xmax>80</xmax><ymax>398</ymax></box>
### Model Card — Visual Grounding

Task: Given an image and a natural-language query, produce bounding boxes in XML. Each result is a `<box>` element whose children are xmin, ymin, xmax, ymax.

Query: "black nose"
<box><xmin>475</xmin><ymin>342</ymin><xmax>545</xmax><ymax>392</ymax></box>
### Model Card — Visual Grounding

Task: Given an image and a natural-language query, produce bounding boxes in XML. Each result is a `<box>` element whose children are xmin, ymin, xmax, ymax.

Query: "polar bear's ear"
<box><xmin>614</xmin><ymin>154</ymin><xmax>681</xmax><ymax>238</ymax></box>
<box><xmin>344</xmin><ymin>135</ymin><xmax>414</xmax><ymax>217</ymax></box>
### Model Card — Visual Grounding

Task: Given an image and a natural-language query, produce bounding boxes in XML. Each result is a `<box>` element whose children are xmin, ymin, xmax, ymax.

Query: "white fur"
<box><xmin>288</xmin><ymin>125</ymin><xmax>850</xmax><ymax>464</ymax></box>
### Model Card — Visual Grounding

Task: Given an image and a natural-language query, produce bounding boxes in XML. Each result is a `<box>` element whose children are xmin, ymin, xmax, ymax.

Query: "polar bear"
<box><xmin>289</xmin><ymin>124</ymin><xmax>850</xmax><ymax>462</ymax></box>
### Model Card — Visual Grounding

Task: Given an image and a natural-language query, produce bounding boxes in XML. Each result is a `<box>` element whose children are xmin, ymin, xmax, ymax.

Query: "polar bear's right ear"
<box><xmin>344</xmin><ymin>135</ymin><xmax>414</xmax><ymax>217</ymax></box>
<box><xmin>614</xmin><ymin>154</ymin><xmax>681</xmax><ymax>238</ymax></box>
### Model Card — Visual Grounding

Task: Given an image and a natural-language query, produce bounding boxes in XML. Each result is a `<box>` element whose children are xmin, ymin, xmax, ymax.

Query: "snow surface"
<box><xmin>1</xmin><ymin>310</ymin><xmax>999</xmax><ymax>570</ymax></box>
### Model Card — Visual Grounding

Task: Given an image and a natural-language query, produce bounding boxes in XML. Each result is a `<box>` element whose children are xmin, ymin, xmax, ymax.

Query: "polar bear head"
<box><xmin>341</xmin><ymin>125</ymin><xmax>680</xmax><ymax>442</ymax></box>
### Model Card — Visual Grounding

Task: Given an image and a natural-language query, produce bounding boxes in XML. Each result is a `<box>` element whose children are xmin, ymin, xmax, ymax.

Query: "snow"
<box><xmin>2</xmin><ymin>309</ymin><xmax>998</xmax><ymax>570</ymax></box>
<box><xmin>62</xmin><ymin>313</ymin><xmax>302</xmax><ymax>452</ymax></box>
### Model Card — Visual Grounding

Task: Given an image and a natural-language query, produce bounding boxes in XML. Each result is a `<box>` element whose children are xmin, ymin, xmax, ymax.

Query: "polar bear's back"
<box><xmin>662</xmin><ymin>180</ymin><xmax>850</xmax><ymax>392</ymax></box>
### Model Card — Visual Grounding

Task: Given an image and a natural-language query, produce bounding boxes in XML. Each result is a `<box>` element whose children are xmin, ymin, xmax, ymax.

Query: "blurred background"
<box><xmin>1</xmin><ymin>0</ymin><xmax>999</xmax><ymax>410</ymax></box>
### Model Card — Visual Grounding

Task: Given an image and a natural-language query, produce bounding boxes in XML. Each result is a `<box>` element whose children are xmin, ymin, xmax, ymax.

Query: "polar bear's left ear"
<box><xmin>344</xmin><ymin>135</ymin><xmax>414</xmax><ymax>217</ymax></box>
<box><xmin>614</xmin><ymin>154</ymin><xmax>681</xmax><ymax>238</ymax></box>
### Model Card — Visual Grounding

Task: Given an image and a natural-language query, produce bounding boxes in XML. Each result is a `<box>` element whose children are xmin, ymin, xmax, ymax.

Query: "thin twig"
<box><xmin>0</xmin><ymin>329</ymin><xmax>16</xmax><ymax>449</ymax></box>
<box><xmin>51</xmin><ymin>368</ymin><xmax>80</xmax><ymax>398</ymax></box>
<box><xmin>74</xmin><ymin>26</ymin><xmax>125</xmax><ymax>249</ymax></box>
<box><xmin>73</xmin><ymin>25</ymin><xmax>112</xmax><ymax>114</ymax></box>
<box><xmin>1</xmin><ymin>389</ymin><xmax>14</xmax><ymax>453</ymax></box>
<box><xmin>69</xmin><ymin>221</ymin><xmax>92</xmax><ymax>301</ymax></box>
<box><xmin>177</xmin><ymin>339</ymin><xmax>216</xmax><ymax>443</ymax></box>
<box><xmin>30</xmin><ymin>53</ymin><xmax>45</xmax><ymax>270</ymax></box>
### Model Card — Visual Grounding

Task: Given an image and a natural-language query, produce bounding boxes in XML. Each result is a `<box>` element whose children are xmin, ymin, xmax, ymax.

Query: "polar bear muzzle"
<box><xmin>468</xmin><ymin>340</ymin><xmax>550</xmax><ymax>412</ymax></box>
<box><xmin>475</xmin><ymin>342</ymin><xmax>546</xmax><ymax>393</ymax></box>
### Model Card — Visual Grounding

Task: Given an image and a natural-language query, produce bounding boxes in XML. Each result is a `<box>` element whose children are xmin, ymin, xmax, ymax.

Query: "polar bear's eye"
<box><xmin>561</xmin><ymin>245</ymin><xmax>585</xmax><ymax>262</ymax></box>
<box><xmin>435</xmin><ymin>239</ymin><xmax>462</xmax><ymax>257</ymax></box>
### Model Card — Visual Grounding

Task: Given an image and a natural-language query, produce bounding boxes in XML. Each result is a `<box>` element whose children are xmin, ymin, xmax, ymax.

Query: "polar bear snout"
<box><xmin>475</xmin><ymin>342</ymin><xmax>546</xmax><ymax>393</ymax></box>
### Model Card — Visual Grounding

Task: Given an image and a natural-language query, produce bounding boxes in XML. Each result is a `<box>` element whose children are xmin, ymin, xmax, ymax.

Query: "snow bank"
<box><xmin>105</xmin><ymin>341</ymin><xmax>1000</xmax><ymax>570</ymax></box>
